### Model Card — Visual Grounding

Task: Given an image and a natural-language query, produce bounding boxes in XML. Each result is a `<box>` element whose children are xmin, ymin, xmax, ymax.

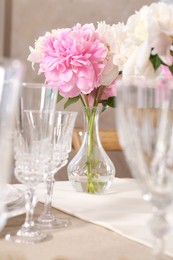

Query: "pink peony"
<box><xmin>87</xmin><ymin>77</ymin><xmax>119</xmax><ymax>106</ymax></box>
<box><xmin>101</xmin><ymin>79</ymin><xmax>117</xmax><ymax>100</ymax></box>
<box><xmin>28</xmin><ymin>22</ymin><xmax>122</xmax><ymax>109</ymax></box>
<box><xmin>159</xmin><ymin>65</ymin><xmax>173</xmax><ymax>80</ymax></box>
<box><xmin>38</xmin><ymin>24</ymin><xmax>108</xmax><ymax>98</ymax></box>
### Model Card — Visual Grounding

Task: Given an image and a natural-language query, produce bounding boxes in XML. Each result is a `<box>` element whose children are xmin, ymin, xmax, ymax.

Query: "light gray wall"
<box><xmin>0</xmin><ymin>0</ymin><xmax>5</xmax><ymax>56</ymax></box>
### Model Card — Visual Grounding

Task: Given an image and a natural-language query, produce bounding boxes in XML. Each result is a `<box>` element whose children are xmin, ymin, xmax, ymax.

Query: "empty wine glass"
<box><xmin>0</xmin><ymin>58</ymin><xmax>24</xmax><ymax>231</ymax></box>
<box><xmin>5</xmin><ymin>83</ymin><xmax>57</xmax><ymax>244</ymax></box>
<box><xmin>116</xmin><ymin>78</ymin><xmax>173</xmax><ymax>259</ymax></box>
<box><xmin>36</xmin><ymin>111</ymin><xmax>77</xmax><ymax>229</ymax></box>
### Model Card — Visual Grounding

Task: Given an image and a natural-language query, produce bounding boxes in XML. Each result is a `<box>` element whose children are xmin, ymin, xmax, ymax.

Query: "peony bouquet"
<box><xmin>28</xmin><ymin>22</ymin><xmax>126</xmax><ymax>192</ymax></box>
<box><xmin>28</xmin><ymin>2</ymin><xmax>173</xmax><ymax>98</ymax></box>
<box><xmin>28</xmin><ymin>2</ymin><xmax>173</xmax><ymax>101</ymax></box>
<box><xmin>27</xmin><ymin>22</ymin><xmax>127</xmax><ymax>108</ymax></box>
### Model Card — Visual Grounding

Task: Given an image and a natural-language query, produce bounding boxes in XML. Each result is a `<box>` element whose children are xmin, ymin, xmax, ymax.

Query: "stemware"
<box><xmin>5</xmin><ymin>83</ymin><xmax>57</xmax><ymax>244</ymax></box>
<box><xmin>116</xmin><ymin>78</ymin><xmax>173</xmax><ymax>259</ymax></box>
<box><xmin>0</xmin><ymin>58</ymin><xmax>24</xmax><ymax>231</ymax></box>
<box><xmin>37</xmin><ymin>111</ymin><xmax>77</xmax><ymax>229</ymax></box>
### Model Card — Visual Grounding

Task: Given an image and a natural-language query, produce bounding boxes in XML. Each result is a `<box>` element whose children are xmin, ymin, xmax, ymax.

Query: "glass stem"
<box><xmin>149</xmin><ymin>206</ymin><xmax>169</xmax><ymax>259</ymax></box>
<box><xmin>43</xmin><ymin>175</ymin><xmax>55</xmax><ymax>216</ymax></box>
<box><xmin>23</xmin><ymin>188</ymin><xmax>37</xmax><ymax>229</ymax></box>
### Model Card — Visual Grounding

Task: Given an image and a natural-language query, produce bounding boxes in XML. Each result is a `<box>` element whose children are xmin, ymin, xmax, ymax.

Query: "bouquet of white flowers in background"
<box><xmin>121</xmin><ymin>2</ymin><xmax>173</xmax><ymax>79</ymax></box>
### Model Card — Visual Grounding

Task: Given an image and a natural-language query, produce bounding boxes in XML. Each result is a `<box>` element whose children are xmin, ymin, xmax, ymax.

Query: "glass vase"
<box><xmin>67</xmin><ymin>107</ymin><xmax>115</xmax><ymax>194</ymax></box>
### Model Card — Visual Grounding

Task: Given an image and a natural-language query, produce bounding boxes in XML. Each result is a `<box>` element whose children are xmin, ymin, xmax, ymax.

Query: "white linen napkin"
<box><xmin>36</xmin><ymin>178</ymin><xmax>173</xmax><ymax>257</ymax></box>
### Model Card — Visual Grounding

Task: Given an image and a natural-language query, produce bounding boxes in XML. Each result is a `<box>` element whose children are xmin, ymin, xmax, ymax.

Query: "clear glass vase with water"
<box><xmin>68</xmin><ymin>107</ymin><xmax>115</xmax><ymax>194</ymax></box>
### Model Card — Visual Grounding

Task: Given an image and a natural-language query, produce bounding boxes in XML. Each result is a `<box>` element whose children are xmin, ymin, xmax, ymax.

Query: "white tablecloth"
<box><xmin>36</xmin><ymin>178</ymin><xmax>173</xmax><ymax>257</ymax></box>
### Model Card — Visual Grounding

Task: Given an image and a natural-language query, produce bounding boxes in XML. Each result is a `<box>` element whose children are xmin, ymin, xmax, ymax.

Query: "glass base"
<box><xmin>36</xmin><ymin>213</ymin><xmax>70</xmax><ymax>229</ymax></box>
<box><xmin>5</xmin><ymin>227</ymin><xmax>47</xmax><ymax>244</ymax></box>
<box><xmin>69</xmin><ymin>175</ymin><xmax>114</xmax><ymax>194</ymax></box>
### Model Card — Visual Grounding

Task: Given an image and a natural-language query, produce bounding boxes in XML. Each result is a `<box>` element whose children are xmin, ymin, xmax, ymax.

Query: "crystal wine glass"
<box><xmin>0</xmin><ymin>58</ymin><xmax>24</xmax><ymax>231</ymax></box>
<box><xmin>5</xmin><ymin>83</ymin><xmax>57</xmax><ymax>243</ymax></box>
<box><xmin>36</xmin><ymin>111</ymin><xmax>77</xmax><ymax>229</ymax></box>
<box><xmin>116</xmin><ymin>78</ymin><xmax>173</xmax><ymax>259</ymax></box>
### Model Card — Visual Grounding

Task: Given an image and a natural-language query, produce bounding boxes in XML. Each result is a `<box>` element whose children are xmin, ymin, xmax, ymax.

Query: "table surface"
<box><xmin>0</xmin><ymin>202</ymin><xmax>172</xmax><ymax>260</ymax></box>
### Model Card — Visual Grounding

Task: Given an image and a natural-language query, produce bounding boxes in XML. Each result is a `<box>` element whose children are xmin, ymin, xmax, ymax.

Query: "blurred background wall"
<box><xmin>1</xmin><ymin>0</ymin><xmax>154</xmax><ymax>182</ymax></box>
<box><xmin>0</xmin><ymin>0</ymin><xmax>5</xmax><ymax>56</ymax></box>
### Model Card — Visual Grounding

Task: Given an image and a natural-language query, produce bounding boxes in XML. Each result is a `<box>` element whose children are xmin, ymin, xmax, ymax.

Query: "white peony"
<box><xmin>123</xmin><ymin>41</ymin><xmax>156</xmax><ymax>79</ymax></box>
<box><xmin>97</xmin><ymin>21</ymin><xmax>127</xmax><ymax>75</ymax></box>
<box><xmin>125</xmin><ymin>5</ymin><xmax>151</xmax><ymax>46</ymax></box>
<box><xmin>147</xmin><ymin>3</ymin><xmax>173</xmax><ymax>65</ymax></box>
<box><xmin>27</xmin><ymin>32</ymin><xmax>51</xmax><ymax>69</ymax></box>
<box><xmin>122</xmin><ymin>2</ymin><xmax>173</xmax><ymax>79</ymax></box>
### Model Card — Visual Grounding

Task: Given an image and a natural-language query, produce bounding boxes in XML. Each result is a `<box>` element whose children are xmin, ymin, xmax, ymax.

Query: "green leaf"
<box><xmin>64</xmin><ymin>96</ymin><xmax>80</xmax><ymax>109</ymax></box>
<box><xmin>169</xmin><ymin>64</ymin><xmax>173</xmax><ymax>75</ymax></box>
<box><xmin>102</xmin><ymin>97</ymin><xmax>116</xmax><ymax>108</ymax></box>
<box><xmin>57</xmin><ymin>93</ymin><xmax>64</xmax><ymax>103</ymax></box>
<box><xmin>101</xmin><ymin>106</ymin><xmax>107</xmax><ymax>113</ymax></box>
<box><xmin>150</xmin><ymin>54</ymin><xmax>163</xmax><ymax>71</ymax></box>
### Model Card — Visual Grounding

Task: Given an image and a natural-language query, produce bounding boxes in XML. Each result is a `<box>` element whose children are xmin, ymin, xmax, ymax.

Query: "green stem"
<box><xmin>80</xmin><ymin>90</ymin><xmax>106</xmax><ymax>193</ymax></box>
<box><xmin>97</xmin><ymin>85</ymin><xmax>107</xmax><ymax>104</ymax></box>
<box><xmin>93</xmin><ymin>88</ymin><xmax>99</xmax><ymax>107</ymax></box>
<box><xmin>79</xmin><ymin>95</ymin><xmax>86</xmax><ymax>107</ymax></box>
<box><xmin>83</xmin><ymin>94</ymin><xmax>90</xmax><ymax>107</ymax></box>
<box><xmin>87</xmin><ymin>108</ymin><xmax>96</xmax><ymax>156</ymax></box>
<box><xmin>85</xmin><ymin>107</ymin><xmax>98</xmax><ymax>193</ymax></box>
